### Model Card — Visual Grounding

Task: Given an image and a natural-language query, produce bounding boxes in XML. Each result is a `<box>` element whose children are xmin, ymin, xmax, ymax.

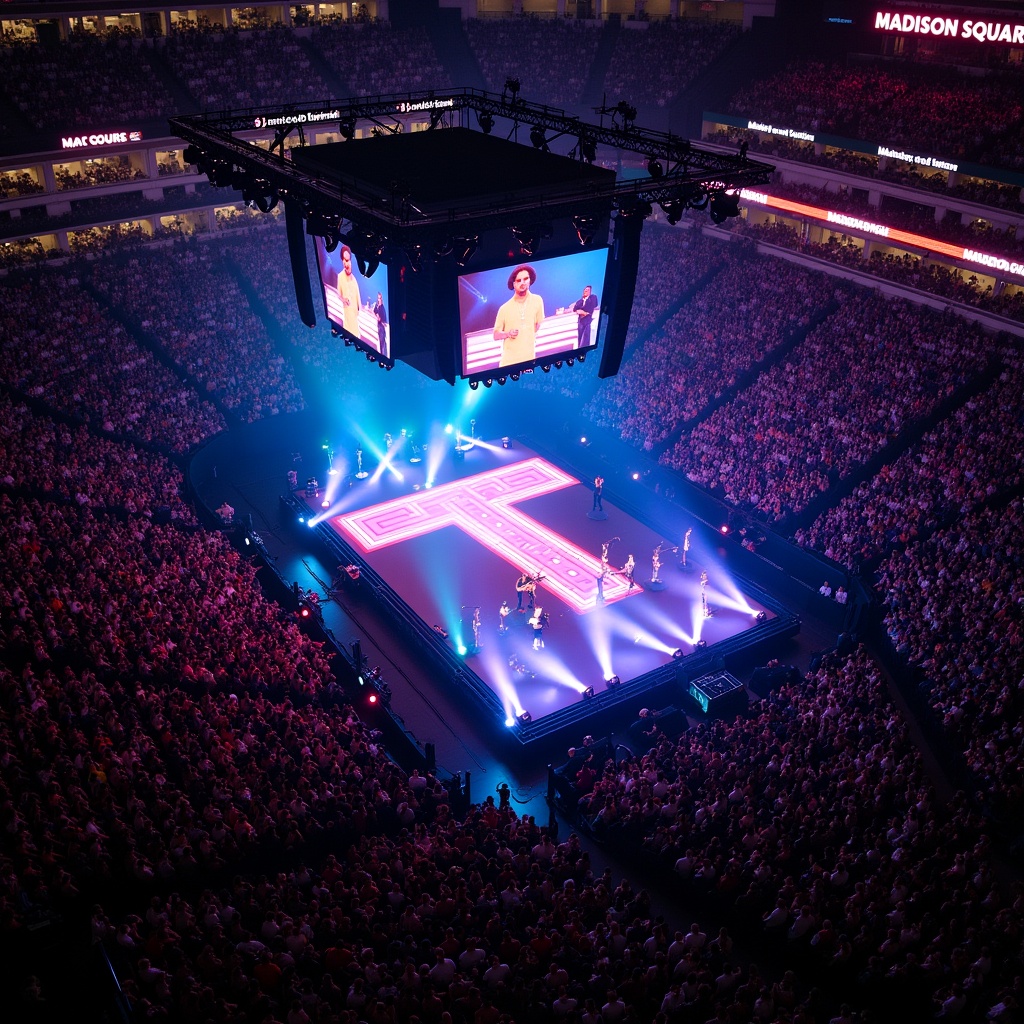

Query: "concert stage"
<box><xmin>287</xmin><ymin>435</ymin><xmax>798</xmax><ymax>747</ymax></box>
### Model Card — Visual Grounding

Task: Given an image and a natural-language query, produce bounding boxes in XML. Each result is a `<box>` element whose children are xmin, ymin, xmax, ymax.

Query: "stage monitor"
<box><xmin>312</xmin><ymin>235</ymin><xmax>392</xmax><ymax>362</ymax></box>
<box><xmin>457</xmin><ymin>248</ymin><xmax>610</xmax><ymax>378</ymax></box>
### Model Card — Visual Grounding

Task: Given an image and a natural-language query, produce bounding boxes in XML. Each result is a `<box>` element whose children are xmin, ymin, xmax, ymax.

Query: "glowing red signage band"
<box><xmin>873</xmin><ymin>11</ymin><xmax>1024</xmax><ymax>45</ymax></box>
<box><xmin>739</xmin><ymin>189</ymin><xmax>1024</xmax><ymax>282</ymax></box>
<box><xmin>335</xmin><ymin>457</ymin><xmax>640</xmax><ymax>613</ymax></box>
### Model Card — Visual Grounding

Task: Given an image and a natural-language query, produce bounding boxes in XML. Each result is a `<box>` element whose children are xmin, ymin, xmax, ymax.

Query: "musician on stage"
<box><xmin>472</xmin><ymin>607</ymin><xmax>482</xmax><ymax>649</ymax></box>
<box><xmin>530</xmin><ymin>606</ymin><xmax>549</xmax><ymax>650</ymax></box>
<box><xmin>682</xmin><ymin>527</ymin><xmax>692</xmax><ymax>568</ymax></box>
<box><xmin>623</xmin><ymin>554</ymin><xmax>636</xmax><ymax>589</ymax></box>
<box><xmin>592</xmin><ymin>474</ymin><xmax>604</xmax><ymax>512</ymax></box>
<box><xmin>516</xmin><ymin>569</ymin><xmax>541</xmax><ymax>611</ymax></box>
<box><xmin>499</xmin><ymin>599</ymin><xmax>511</xmax><ymax>634</ymax></box>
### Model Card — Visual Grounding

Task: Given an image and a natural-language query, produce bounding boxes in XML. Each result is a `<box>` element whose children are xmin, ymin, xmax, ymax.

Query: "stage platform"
<box><xmin>289</xmin><ymin>436</ymin><xmax>798</xmax><ymax>746</ymax></box>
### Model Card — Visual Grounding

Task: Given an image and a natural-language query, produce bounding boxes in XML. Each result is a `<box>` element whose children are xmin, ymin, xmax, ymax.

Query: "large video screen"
<box><xmin>458</xmin><ymin>248</ymin><xmax>610</xmax><ymax>377</ymax></box>
<box><xmin>312</xmin><ymin>236</ymin><xmax>391</xmax><ymax>358</ymax></box>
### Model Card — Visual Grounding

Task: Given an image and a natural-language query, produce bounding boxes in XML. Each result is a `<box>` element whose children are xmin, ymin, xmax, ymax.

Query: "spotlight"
<box><xmin>647</xmin><ymin>157</ymin><xmax>663</xmax><ymax>177</ymax></box>
<box><xmin>321</xmin><ymin>498</ymin><xmax>330</xmax><ymax>509</ymax></box>
<box><xmin>483</xmin><ymin>379</ymin><xmax>493</xmax><ymax>388</ymax></box>
<box><xmin>542</xmin><ymin>364</ymin><xmax>551</xmax><ymax>373</ymax></box>
<box><xmin>720</xmin><ymin>524</ymin><xmax>730</xmax><ymax>535</ymax></box>
<box><xmin>517</xmin><ymin>710</ymin><xmax>532</xmax><ymax>724</ymax></box>
<box><xmin>687</xmin><ymin>191</ymin><xmax>710</xmax><ymax>211</ymax></box>
<box><xmin>501</xmin><ymin>437</ymin><xmax>512</xmax><ymax>449</ymax></box>
<box><xmin>755</xmin><ymin>610</ymin><xmax>767</xmax><ymax>622</ymax></box>
<box><xmin>478</xmin><ymin>112</ymin><xmax>495</xmax><ymax>134</ymax></box>
<box><xmin>566</xmin><ymin>358</ymin><xmax>575</xmax><ymax>367</ymax></box>
<box><xmin>453</xmin><ymin>235</ymin><xmax>479</xmax><ymax>267</ymax></box>
<box><xmin>672</xmin><ymin>649</ymin><xmax>684</xmax><ymax>659</ymax></box>
<box><xmin>470</xmin><ymin>380</ymin><xmax>479</xmax><ymax>390</ymax></box>
<box><xmin>661</xmin><ymin>199</ymin><xmax>684</xmax><ymax>225</ymax></box>
<box><xmin>696</xmin><ymin>639</ymin><xmax>708</xmax><ymax>649</ymax></box>
<box><xmin>709</xmin><ymin>191</ymin><xmax>742</xmax><ymax>224</ymax></box>
<box><xmin>509</xmin><ymin>372</ymin><xmax>520</xmax><ymax>381</ymax></box>
<box><xmin>582</xmin><ymin>687</ymin><xmax>595</xmax><ymax>700</ymax></box>
<box><xmin>497</xmin><ymin>376</ymin><xmax>507</xmax><ymax>386</ymax></box>
<box><xmin>631</xmin><ymin>472</ymin><xmax>640</xmax><ymax>481</ymax></box>
<box><xmin>578</xmin><ymin>352</ymin><xmax>587</xmax><ymax>362</ymax></box>
<box><xmin>554</xmin><ymin>360</ymin><xmax>563</xmax><ymax>369</ymax></box>
<box><xmin>605</xmin><ymin>675</ymin><xmax>621</xmax><ymax>688</ymax></box>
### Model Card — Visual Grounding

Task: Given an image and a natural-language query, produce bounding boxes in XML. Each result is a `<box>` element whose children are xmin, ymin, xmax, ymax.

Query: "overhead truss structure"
<box><xmin>170</xmin><ymin>88</ymin><xmax>773</xmax><ymax>244</ymax></box>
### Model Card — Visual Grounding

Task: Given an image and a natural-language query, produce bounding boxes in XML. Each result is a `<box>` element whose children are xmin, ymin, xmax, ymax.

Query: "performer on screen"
<box><xmin>572</xmin><ymin>284</ymin><xmax>599</xmax><ymax>347</ymax></box>
<box><xmin>373</xmin><ymin>291</ymin><xmax>387</xmax><ymax>352</ymax></box>
<box><xmin>337</xmin><ymin>245</ymin><xmax>361</xmax><ymax>337</ymax></box>
<box><xmin>494</xmin><ymin>264</ymin><xmax>544</xmax><ymax>368</ymax></box>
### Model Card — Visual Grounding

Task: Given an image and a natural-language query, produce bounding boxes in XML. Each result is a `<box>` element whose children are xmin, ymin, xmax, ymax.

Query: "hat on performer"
<box><xmin>507</xmin><ymin>264</ymin><xmax>537</xmax><ymax>289</ymax></box>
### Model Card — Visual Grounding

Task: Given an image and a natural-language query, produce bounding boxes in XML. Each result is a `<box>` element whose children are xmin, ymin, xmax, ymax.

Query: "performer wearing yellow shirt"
<box><xmin>337</xmin><ymin>245</ymin><xmax>361</xmax><ymax>338</ymax></box>
<box><xmin>493</xmin><ymin>264</ymin><xmax>544</xmax><ymax>368</ymax></box>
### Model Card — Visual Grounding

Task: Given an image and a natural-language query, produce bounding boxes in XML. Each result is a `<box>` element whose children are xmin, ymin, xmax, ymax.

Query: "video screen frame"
<box><xmin>312</xmin><ymin>235</ymin><xmax>392</xmax><ymax>360</ymax></box>
<box><xmin>457</xmin><ymin>247</ymin><xmax>610</xmax><ymax>378</ymax></box>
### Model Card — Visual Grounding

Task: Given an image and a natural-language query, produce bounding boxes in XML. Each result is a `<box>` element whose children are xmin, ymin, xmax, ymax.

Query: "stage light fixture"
<box><xmin>554</xmin><ymin>360</ymin><xmax>563</xmax><ymax>369</ymax></box>
<box><xmin>720</xmin><ymin>524</ymin><xmax>730</xmax><ymax>535</ymax></box>
<box><xmin>566</xmin><ymin>358</ymin><xmax>575</xmax><ymax>367</ymax></box>
<box><xmin>606</xmin><ymin>675</ymin><xmax>621</xmax><ymax>688</ymax></box>
<box><xmin>478</xmin><ymin>112</ymin><xmax>495</xmax><ymax>134</ymax></box>
<box><xmin>469</xmin><ymin>380</ymin><xmax>479</xmax><ymax>390</ymax></box>
<box><xmin>709</xmin><ymin>191</ymin><xmax>742</xmax><ymax>224</ymax></box>
<box><xmin>405</xmin><ymin>244</ymin><xmax>424</xmax><ymax>272</ymax></box>
<box><xmin>672</xmin><ymin>649</ymin><xmax>684</xmax><ymax>659</ymax></box>
<box><xmin>321</xmin><ymin>498</ymin><xmax>330</xmax><ymax>509</ymax></box>
<box><xmin>582</xmin><ymin>687</ymin><xmax>595</xmax><ymax>700</ymax></box>
<box><xmin>579</xmin><ymin>135</ymin><xmax>597</xmax><ymax>164</ymax></box>
<box><xmin>340</xmin><ymin>117</ymin><xmax>356</xmax><ymax>139</ymax></box>
<box><xmin>631</xmin><ymin>472</ymin><xmax>640</xmax><ymax>481</ymax></box>
<box><xmin>254</xmin><ymin>190</ymin><xmax>278</xmax><ymax>213</ymax></box>
<box><xmin>182</xmin><ymin>144</ymin><xmax>203</xmax><ymax>167</ymax></box>
<box><xmin>497</xmin><ymin>376</ymin><xmax>507</xmax><ymax>386</ymax></box>
<box><xmin>509</xmin><ymin>372</ymin><xmax>520</xmax><ymax>381</ymax></box>
<box><xmin>755</xmin><ymin>610</ymin><xmax>767</xmax><ymax>622</ymax></box>
<box><xmin>484</xmin><ymin>378</ymin><xmax>493</xmax><ymax>388</ymax></box>
<box><xmin>517</xmin><ymin>710</ymin><xmax>532</xmax><ymax>724</ymax></box>
<box><xmin>501</xmin><ymin>437</ymin><xmax>512</xmax><ymax>449</ymax></box>
<box><xmin>572</xmin><ymin>213</ymin><xmax>596</xmax><ymax>247</ymax></box>
<box><xmin>696</xmin><ymin>639</ymin><xmax>708</xmax><ymax>649</ymax></box>
<box><xmin>453</xmin><ymin>235</ymin><xmax>479</xmax><ymax>267</ymax></box>
<box><xmin>511</xmin><ymin>226</ymin><xmax>537</xmax><ymax>256</ymax></box>
<box><xmin>542</xmin><ymin>364</ymin><xmax>551</xmax><ymax>373</ymax></box>
<box><xmin>529</xmin><ymin>125</ymin><xmax>548</xmax><ymax>151</ymax></box>
<box><xmin>578</xmin><ymin>352</ymin><xmax>586</xmax><ymax>363</ymax></box>
<box><xmin>504</xmin><ymin>77</ymin><xmax>521</xmax><ymax>101</ymax></box>
<box><xmin>661</xmin><ymin>199</ymin><xmax>684</xmax><ymax>225</ymax></box>
<box><xmin>647</xmin><ymin>157</ymin><xmax>663</xmax><ymax>177</ymax></box>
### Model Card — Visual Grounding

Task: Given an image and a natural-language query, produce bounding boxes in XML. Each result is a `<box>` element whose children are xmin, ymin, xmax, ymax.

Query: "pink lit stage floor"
<box><xmin>301</xmin><ymin>441</ymin><xmax>773</xmax><ymax>724</ymax></box>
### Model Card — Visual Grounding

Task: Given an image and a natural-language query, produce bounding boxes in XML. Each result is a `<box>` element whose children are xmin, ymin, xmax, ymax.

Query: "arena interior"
<box><xmin>2</xmin><ymin>0</ymin><xmax>1024</xmax><ymax>1022</ymax></box>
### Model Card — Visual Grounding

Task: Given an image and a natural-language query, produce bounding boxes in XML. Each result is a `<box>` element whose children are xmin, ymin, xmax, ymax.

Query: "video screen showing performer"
<box><xmin>459</xmin><ymin>248</ymin><xmax>609</xmax><ymax>377</ymax></box>
<box><xmin>312</xmin><ymin>236</ymin><xmax>391</xmax><ymax>358</ymax></box>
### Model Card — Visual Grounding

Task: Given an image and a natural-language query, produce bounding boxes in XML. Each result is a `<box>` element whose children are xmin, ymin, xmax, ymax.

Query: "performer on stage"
<box><xmin>651</xmin><ymin>544</ymin><xmax>663</xmax><ymax>584</ymax></box>
<box><xmin>682</xmin><ymin>527</ymin><xmax>692</xmax><ymax>568</ymax></box>
<box><xmin>601</xmin><ymin>536</ymin><xmax>619</xmax><ymax>568</ymax></box>
<box><xmin>472</xmin><ymin>607</ymin><xmax>482</xmax><ymax>649</ymax></box>
<box><xmin>623</xmin><ymin>554</ymin><xmax>636</xmax><ymax>589</ymax></box>
<box><xmin>700</xmin><ymin>569</ymin><xmax>710</xmax><ymax>618</ymax></box>
<box><xmin>516</xmin><ymin>569</ymin><xmax>542</xmax><ymax>611</ymax></box>
<box><xmin>499</xmin><ymin>599</ymin><xmax>511</xmax><ymax>634</ymax></box>
<box><xmin>529</xmin><ymin>606</ymin><xmax>549</xmax><ymax>650</ymax></box>
<box><xmin>592</xmin><ymin>475</ymin><xmax>604</xmax><ymax>512</ymax></box>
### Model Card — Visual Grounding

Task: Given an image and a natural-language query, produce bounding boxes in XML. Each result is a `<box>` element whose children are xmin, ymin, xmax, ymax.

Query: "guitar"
<box><xmin>516</xmin><ymin>573</ymin><xmax>546</xmax><ymax>593</ymax></box>
<box><xmin>528</xmin><ymin>607</ymin><xmax>547</xmax><ymax>629</ymax></box>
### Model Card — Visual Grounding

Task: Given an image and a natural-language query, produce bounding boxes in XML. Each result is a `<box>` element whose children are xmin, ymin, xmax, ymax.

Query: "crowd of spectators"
<box><xmin>465</xmin><ymin>17</ymin><xmax>602</xmax><ymax>108</ymax></box>
<box><xmin>795</xmin><ymin>337</ymin><xmax>1024</xmax><ymax>571</ymax></box>
<box><xmin>55</xmin><ymin>157</ymin><xmax>147</xmax><ymax>192</ymax></box>
<box><xmin>555</xmin><ymin>644</ymin><xmax>1023</xmax><ymax>1022</ymax></box>
<box><xmin>878</xmin><ymin>497</ymin><xmax>1024</xmax><ymax>824</ymax></box>
<box><xmin>0</xmin><ymin>267</ymin><xmax>225</xmax><ymax>451</ymax></box>
<box><xmin>89</xmin><ymin>241</ymin><xmax>305</xmax><ymax>423</ymax></box>
<box><xmin>726</xmin><ymin>59</ymin><xmax>1024</xmax><ymax>165</ymax></box>
<box><xmin>0</xmin><ymin>32</ymin><xmax>178</xmax><ymax>130</ymax></box>
<box><xmin>0</xmin><ymin>169</ymin><xmax>45</xmax><ymax>199</ymax></box>
<box><xmin>660</xmin><ymin>291</ymin><xmax>990</xmax><ymax>523</ymax></box>
<box><xmin>162</xmin><ymin>25</ymin><xmax>337</xmax><ymax>110</ymax></box>
<box><xmin>602</xmin><ymin>19</ymin><xmax>740</xmax><ymax>110</ymax></box>
<box><xmin>585</xmin><ymin>243</ymin><xmax>829</xmax><ymax>452</ymax></box>
<box><xmin>312</xmin><ymin>22</ymin><xmax>451</xmax><ymax>97</ymax></box>
<box><xmin>0</xmin><ymin>395</ymin><xmax>197</xmax><ymax>522</ymax></box>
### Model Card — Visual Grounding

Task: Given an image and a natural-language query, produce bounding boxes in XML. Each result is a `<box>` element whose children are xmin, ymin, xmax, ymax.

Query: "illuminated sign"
<box><xmin>253</xmin><ymin>109</ymin><xmax>340</xmax><ymax>129</ymax></box>
<box><xmin>60</xmin><ymin>130</ymin><xmax>143</xmax><ymax>150</ymax></box>
<box><xmin>738</xmin><ymin>188</ymin><xmax>1024</xmax><ymax>281</ymax></box>
<box><xmin>396</xmin><ymin>97</ymin><xmax>455</xmax><ymax>114</ymax></box>
<box><xmin>878</xmin><ymin>145</ymin><xmax>957</xmax><ymax>173</ymax></box>
<box><xmin>873</xmin><ymin>11</ymin><xmax>1024</xmax><ymax>44</ymax></box>
<box><xmin>746</xmin><ymin>120</ymin><xmax>815</xmax><ymax>143</ymax></box>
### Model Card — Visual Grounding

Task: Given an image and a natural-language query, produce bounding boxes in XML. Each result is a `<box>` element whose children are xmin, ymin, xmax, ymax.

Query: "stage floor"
<box><xmin>297</xmin><ymin>438</ymin><xmax>773</xmax><ymax>725</ymax></box>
